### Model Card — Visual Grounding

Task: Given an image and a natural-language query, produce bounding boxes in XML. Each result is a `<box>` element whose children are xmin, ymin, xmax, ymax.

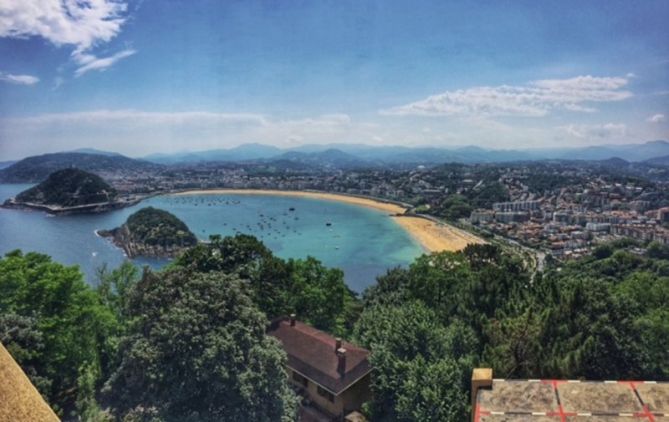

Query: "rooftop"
<box><xmin>474</xmin><ymin>377</ymin><xmax>669</xmax><ymax>421</ymax></box>
<box><xmin>267</xmin><ymin>317</ymin><xmax>371</xmax><ymax>395</ymax></box>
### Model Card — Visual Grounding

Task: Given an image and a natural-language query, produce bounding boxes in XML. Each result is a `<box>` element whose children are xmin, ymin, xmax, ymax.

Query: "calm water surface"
<box><xmin>0</xmin><ymin>185</ymin><xmax>424</xmax><ymax>292</ymax></box>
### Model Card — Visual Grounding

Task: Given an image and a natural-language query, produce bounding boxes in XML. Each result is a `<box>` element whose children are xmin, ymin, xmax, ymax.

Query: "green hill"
<box><xmin>125</xmin><ymin>207</ymin><xmax>197</xmax><ymax>247</ymax></box>
<box><xmin>15</xmin><ymin>168</ymin><xmax>118</xmax><ymax>207</ymax></box>
<box><xmin>0</xmin><ymin>152</ymin><xmax>158</xmax><ymax>183</ymax></box>
<box><xmin>100</xmin><ymin>207</ymin><xmax>198</xmax><ymax>258</ymax></box>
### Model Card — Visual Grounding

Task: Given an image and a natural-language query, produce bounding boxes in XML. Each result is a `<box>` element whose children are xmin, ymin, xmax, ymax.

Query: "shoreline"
<box><xmin>1</xmin><ymin>197</ymin><xmax>142</xmax><ymax>215</ymax></box>
<box><xmin>173</xmin><ymin>189</ymin><xmax>407</xmax><ymax>214</ymax></box>
<box><xmin>391</xmin><ymin>215</ymin><xmax>484</xmax><ymax>252</ymax></box>
<box><xmin>172</xmin><ymin>189</ymin><xmax>483</xmax><ymax>252</ymax></box>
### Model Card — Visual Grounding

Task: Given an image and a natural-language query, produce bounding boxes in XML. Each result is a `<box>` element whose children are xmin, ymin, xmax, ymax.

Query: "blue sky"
<box><xmin>0</xmin><ymin>0</ymin><xmax>668</xmax><ymax>159</ymax></box>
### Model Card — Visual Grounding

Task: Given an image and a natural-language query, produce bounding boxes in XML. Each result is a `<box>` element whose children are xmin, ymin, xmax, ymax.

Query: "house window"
<box><xmin>317</xmin><ymin>386</ymin><xmax>335</xmax><ymax>403</ymax></box>
<box><xmin>292</xmin><ymin>371</ymin><xmax>308</xmax><ymax>388</ymax></box>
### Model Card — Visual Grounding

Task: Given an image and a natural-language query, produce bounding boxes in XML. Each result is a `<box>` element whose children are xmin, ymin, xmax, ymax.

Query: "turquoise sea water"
<box><xmin>0</xmin><ymin>185</ymin><xmax>424</xmax><ymax>292</ymax></box>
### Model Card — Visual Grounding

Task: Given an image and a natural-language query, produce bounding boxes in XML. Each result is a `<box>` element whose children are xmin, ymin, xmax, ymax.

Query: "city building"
<box><xmin>493</xmin><ymin>201</ymin><xmax>541</xmax><ymax>212</ymax></box>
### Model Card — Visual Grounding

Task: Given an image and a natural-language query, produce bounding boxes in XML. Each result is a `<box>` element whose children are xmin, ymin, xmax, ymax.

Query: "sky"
<box><xmin>0</xmin><ymin>0</ymin><xmax>668</xmax><ymax>160</ymax></box>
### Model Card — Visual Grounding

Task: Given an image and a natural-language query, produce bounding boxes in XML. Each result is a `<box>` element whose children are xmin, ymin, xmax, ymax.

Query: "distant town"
<box><xmin>5</xmin><ymin>146</ymin><xmax>669</xmax><ymax>263</ymax></box>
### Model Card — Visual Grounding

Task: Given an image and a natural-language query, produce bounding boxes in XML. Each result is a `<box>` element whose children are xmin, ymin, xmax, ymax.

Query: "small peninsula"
<box><xmin>2</xmin><ymin>168</ymin><xmax>138</xmax><ymax>214</ymax></box>
<box><xmin>98</xmin><ymin>207</ymin><xmax>198</xmax><ymax>258</ymax></box>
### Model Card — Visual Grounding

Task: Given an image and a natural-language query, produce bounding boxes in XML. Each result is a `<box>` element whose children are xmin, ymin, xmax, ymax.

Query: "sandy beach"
<box><xmin>392</xmin><ymin>216</ymin><xmax>484</xmax><ymax>252</ymax></box>
<box><xmin>173</xmin><ymin>189</ymin><xmax>482</xmax><ymax>252</ymax></box>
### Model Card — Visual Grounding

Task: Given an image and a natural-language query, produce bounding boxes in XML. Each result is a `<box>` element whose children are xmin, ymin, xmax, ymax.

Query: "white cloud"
<box><xmin>563</xmin><ymin>103</ymin><xmax>597</xmax><ymax>113</ymax></box>
<box><xmin>381</xmin><ymin>75</ymin><xmax>632</xmax><ymax>117</ymax></box>
<box><xmin>0</xmin><ymin>0</ymin><xmax>127</xmax><ymax>51</ymax></box>
<box><xmin>73</xmin><ymin>48</ymin><xmax>136</xmax><ymax>76</ymax></box>
<box><xmin>0</xmin><ymin>0</ymin><xmax>133</xmax><ymax>76</ymax></box>
<box><xmin>8</xmin><ymin>110</ymin><xmax>269</xmax><ymax>126</ymax></box>
<box><xmin>647</xmin><ymin>113</ymin><xmax>666</xmax><ymax>124</ymax></box>
<box><xmin>0</xmin><ymin>72</ymin><xmax>39</xmax><ymax>85</ymax></box>
<box><xmin>560</xmin><ymin>123</ymin><xmax>627</xmax><ymax>139</ymax></box>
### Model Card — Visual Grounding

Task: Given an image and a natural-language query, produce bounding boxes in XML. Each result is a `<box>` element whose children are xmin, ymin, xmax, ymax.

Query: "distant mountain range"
<box><xmin>269</xmin><ymin>149</ymin><xmax>371</xmax><ymax>169</ymax></box>
<box><xmin>0</xmin><ymin>152</ymin><xmax>159</xmax><ymax>183</ymax></box>
<box><xmin>143</xmin><ymin>143</ymin><xmax>283</xmax><ymax>164</ymax></box>
<box><xmin>138</xmin><ymin>140</ymin><xmax>669</xmax><ymax>165</ymax></box>
<box><xmin>3</xmin><ymin>141</ymin><xmax>669</xmax><ymax>183</ymax></box>
<box><xmin>642</xmin><ymin>154</ymin><xmax>669</xmax><ymax>167</ymax></box>
<box><xmin>0</xmin><ymin>161</ymin><xmax>17</xmax><ymax>170</ymax></box>
<box><xmin>70</xmin><ymin>148</ymin><xmax>124</xmax><ymax>157</ymax></box>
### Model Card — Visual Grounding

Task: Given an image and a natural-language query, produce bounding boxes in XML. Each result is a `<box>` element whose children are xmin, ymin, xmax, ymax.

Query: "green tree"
<box><xmin>105</xmin><ymin>268</ymin><xmax>298</xmax><ymax>422</ymax></box>
<box><xmin>174</xmin><ymin>234</ymin><xmax>295</xmax><ymax>319</ymax></box>
<box><xmin>175</xmin><ymin>234</ymin><xmax>356</xmax><ymax>333</ymax></box>
<box><xmin>406</xmin><ymin>252</ymin><xmax>473</xmax><ymax>319</ymax></box>
<box><xmin>96</xmin><ymin>261</ymin><xmax>141</xmax><ymax>323</ymax></box>
<box><xmin>362</xmin><ymin>267</ymin><xmax>411</xmax><ymax>307</ymax></box>
<box><xmin>436</xmin><ymin>195</ymin><xmax>473</xmax><ymax>221</ymax></box>
<box><xmin>647</xmin><ymin>241</ymin><xmax>669</xmax><ymax>260</ymax></box>
<box><xmin>175</xmin><ymin>234</ymin><xmax>273</xmax><ymax>275</ymax></box>
<box><xmin>394</xmin><ymin>356</ymin><xmax>468</xmax><ymax>422</ymax></box>
<box><xmin>287</xmin><ymin>257</ymin><xmax>351</xmax><ymax>333</ymax></box>
<box><xmin>354</xmin><ymin>302</ymin><xmax>472</xmax><ymax>421</ymax></box>
<box><xmin>0</xmin><ymin>313</ymin><xmax>50</xmax><ymax>393</ymax></box>
<box><xmin>0</xmin><ymin>250</ymin><xmax>118</xmax><ymax>416</ymax></box>
<box><xmin>482</xmin><ymin>308</ymin><xmax>545</xmax><ymax>377</ymax></box>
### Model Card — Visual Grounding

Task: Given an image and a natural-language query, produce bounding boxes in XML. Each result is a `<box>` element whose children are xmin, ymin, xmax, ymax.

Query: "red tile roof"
<box><xmin>268</xmin><ymin>318</ymin><xmax>371</xmax><ymax>395</ymax></box>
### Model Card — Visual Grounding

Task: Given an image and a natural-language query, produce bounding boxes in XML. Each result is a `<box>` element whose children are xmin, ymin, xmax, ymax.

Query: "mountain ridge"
<box><xmin>4</xmin><ymin>141</ymin><xmax>669</xmax><ymax>177</ymax></box>
<box><xmin>138</xmin><ymin>140</ymin><xmax>669</xmax><ymax>165</ymax></box>
<box><xmin>0</xmin><ymin>152</ymin><xmax>159</xmax><ymax>183</ymax></box>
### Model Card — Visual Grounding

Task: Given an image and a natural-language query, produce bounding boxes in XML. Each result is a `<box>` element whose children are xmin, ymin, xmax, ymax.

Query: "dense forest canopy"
<box><xmin>0</xmin><ymin>235</ymin><xmax>667</xmax><ymax>421</ymax></box>
<box><xmin>124</xmin><ymin>207</ymin><xmax>198</xmax><ymax>247</ymax></box>
<box><xmin>353</xmin><ymin>241</ymin><xmax>668</xmax><ymax>420</ymax></box>
<box><xmin>14</xmin><ymin>168</ymin><xmax>118</xmax><ymax>207</ymax></box>
<box><xmin>105</xmin><ymin>269</ymin><xmax>298</xmax><ymax>422</ymax></box>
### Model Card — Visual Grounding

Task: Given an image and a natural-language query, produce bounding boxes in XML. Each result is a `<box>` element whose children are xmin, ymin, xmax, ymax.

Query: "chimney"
<box><xmin>336</xmin><ymin>347</ymin><xmax>347</xmax><ymax>376</ymax></box>
<box><xmin>335</xmin><ymin>337</ymin><xmax>342</xmax><ymax>352</ymax></box>
<box><xmin>289</xmin><ymin>314</ymin><xmax>296</xmax><ymax>327</ymax></box>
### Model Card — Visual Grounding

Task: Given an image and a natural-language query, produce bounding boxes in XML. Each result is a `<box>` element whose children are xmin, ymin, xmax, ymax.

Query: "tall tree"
<box><xmin>105</xmin><ymin>268</ymin><xmax>298</xmax><ymax>422</ymax></box>
<box><xmin>354</xmin><ymin>301</ymin><xmax>472</xmax><ymax>421</ymax></box>
<box><xmin>0</xmin><ymin>250</ymin><xmax>118</xmax><ymax>416</ymax></box>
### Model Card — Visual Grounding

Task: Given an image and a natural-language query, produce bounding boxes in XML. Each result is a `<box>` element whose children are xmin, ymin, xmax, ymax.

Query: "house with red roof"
<box><xmin>268</xmin><ymin>315</ymin><xmax>372</xmax><ymax>421</ymax></box>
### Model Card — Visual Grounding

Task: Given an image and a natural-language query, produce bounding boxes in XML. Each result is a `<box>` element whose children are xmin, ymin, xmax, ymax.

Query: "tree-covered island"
<box><xmin>2</xmin><ymin>168</ymin><xmax>138</xmax><ymax>214</ymax></box>
<box><xmin>98</xmin><ymin>207</ymin><xmax>198</xmax><ymax>258</ymax></box>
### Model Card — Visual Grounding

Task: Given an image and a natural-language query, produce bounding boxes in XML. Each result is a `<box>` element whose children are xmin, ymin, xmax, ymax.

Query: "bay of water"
<box><xmin>0</xmin><ymin>185</ymin><xmax>424</xmax><ymax>292</ymax></box>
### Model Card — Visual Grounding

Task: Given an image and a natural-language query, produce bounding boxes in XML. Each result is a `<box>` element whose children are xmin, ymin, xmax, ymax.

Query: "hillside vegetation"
<box><xmin>125</xmin><ymin>207</ymin><xmax>196</xmax><ymax>247</ymax></box>
<box><xmin>0</xmin><ymin>152</ymin><xmax>157</xmax><ymax>183</ymax></box>
<box><xmin>0</xmin><ymin>234</ymin><xmax>354</xmax><ymax>420</ymax></box>
<box><xmin>100</xmin><ymin>207</ymin><xmax>198</xmax><ymax>258</ymax></box>
<box><xmin>0</xmin><ymin>237</ymin><xmax>666</xmax><ymax>421</ymax></box>
<box><xmin>353</xmin><ymin>241</ymin><xmax>668</xmax><ymax>420</ymax></box>
<box><xmin>15</xmin><ymin>168</ymin><xmax>117</xmax><ymax>207</ymax></box>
